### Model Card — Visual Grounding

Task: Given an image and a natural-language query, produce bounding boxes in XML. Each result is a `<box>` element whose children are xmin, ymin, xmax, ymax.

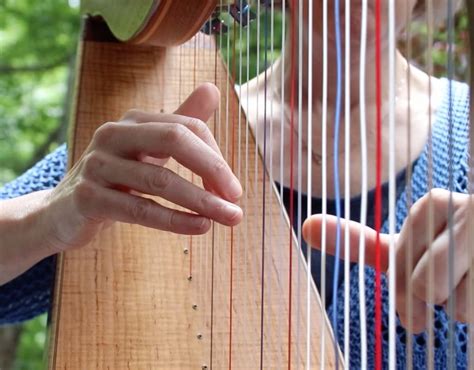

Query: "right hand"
<box><xmin>41</xmin><ymin>83</ymin><xmax>243</xmax><ymax>254</ymax></box>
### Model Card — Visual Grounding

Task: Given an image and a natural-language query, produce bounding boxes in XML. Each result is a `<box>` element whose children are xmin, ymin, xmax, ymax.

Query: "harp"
<box><xmin>45</xmin><ymin>0</ymin><xmax>474</xmax><ymax>369</ymax></box>
<box><xmin>47</xmin><ymin>1</ymin><xmax>339</xmax><ymax>369</ymax></box>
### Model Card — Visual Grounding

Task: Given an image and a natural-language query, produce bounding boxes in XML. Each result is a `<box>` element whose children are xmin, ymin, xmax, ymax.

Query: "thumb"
<box><xmin>303</xmin><ymin>214</ymin><xmax>396</xmax><ymax>272</ymax></box>
<box><xmin>174</xmin><ymin>82</ymin><xmax>220</xmax><ymax>122</ymax></box>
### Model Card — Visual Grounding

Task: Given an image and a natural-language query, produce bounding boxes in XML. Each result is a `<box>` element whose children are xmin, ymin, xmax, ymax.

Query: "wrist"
<box><xmin>0</xmin><ymin>190</ymin><xmax>55</xmax><ymax>284</ymax></box>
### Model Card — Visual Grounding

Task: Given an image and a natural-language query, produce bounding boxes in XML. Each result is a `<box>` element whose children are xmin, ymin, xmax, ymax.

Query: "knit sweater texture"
<box><xmin>0</xmin><ymin>78</ymin><xmax>470</xmax><ymax>369</ymax></box>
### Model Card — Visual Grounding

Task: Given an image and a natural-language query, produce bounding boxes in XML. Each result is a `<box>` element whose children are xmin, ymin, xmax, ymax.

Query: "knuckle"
<box><xmin>167</xmin><ymin>210</ymin><xmax>178</xmax><ymax>230</ymax></box>
<box><xmin>128</xmin><ymin>198</ymin><xmax>153</xmax><ymax>224</ymax></box>
<box><xmin>187</xmin><ymin>117</ymin><xmax>208</xmax><ymax>135</ymax></box>
<box><xmin>199</xmin><ymin>192</ymin><xmax>218</xmax><ymax>213</ymax></box>
<box><xmin>430</xmin><ymin>188</ymin><xmax>448</xmax><ymax>212</ymax></box>
<box><xmin>144</xmin><ymin>168</ymin><xmax>173</xmax><ymax>193</ymax></box>
<box><xmin>163</xmin><ymin>123</ymin><xmax>189</xmax><ymax>144</ymax></box>
<box><xmin>73</xmin><ymin>180</ymin><xmax>97</xmax><ymax>215</ymax></box>
<box><xmin>211</xmin><ymin>158</ymin><xmax>228</xmax><ymax>176</ymax></box>
<box><xmin>82</xmin><ymin>152</ymin><xmax>107</xmax><ymax>179</ymax></box>
<box><xmin>93</xmin><ymin>122</ymin><xmax>119</xmax><ymax>147</ymax></box>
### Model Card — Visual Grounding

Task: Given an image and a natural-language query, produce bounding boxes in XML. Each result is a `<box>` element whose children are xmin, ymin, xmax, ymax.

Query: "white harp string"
<box><xmin>358</xmin><ymin>0</ymin><xmax>369</xmax><ymax>367</ymax></box>
<box><xmin>387</xmin><ymin>0</ymin><xmax>397</xmax><ymax>368</ymax></box>
<box><xmin>306</xmin><ymin>0</ymin><xmax>314</xmax><ymax>367</ymax></box>
<box><xmin>343</xmin><ymin>0</ymin><xmax>351</xmax><ymax>367</ymax></box>
<box><xmin>320</xmin><ymin>0</ymin><xmax>328</xmax><ymax>366</ymax></box>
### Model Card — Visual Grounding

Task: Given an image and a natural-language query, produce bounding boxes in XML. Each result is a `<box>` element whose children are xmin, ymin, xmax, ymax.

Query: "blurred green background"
<box><xmin>0</xmin><ymin>1</ymin><xmax>469</xmax><ymax>369</ymax></box>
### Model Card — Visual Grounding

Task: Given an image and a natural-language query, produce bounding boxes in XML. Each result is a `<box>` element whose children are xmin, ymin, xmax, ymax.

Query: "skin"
<box><xmin>304</xmin><ymin>189</ymin><xmax>474</xmax><ymax>333</ymax></box>
<box><xmin>0</xmin><ymin>83</ymin><xmax>243</xmax><ymax>285</ymax></box>
<box><xmin>241</xmin><ymin>1</ymin><xmax>471</xmax><ymax>331</ymax></box>
<box><xmin>240</xmin><ymin>1</ymin><xmax>443</xmax><ymax>197</ymax></box>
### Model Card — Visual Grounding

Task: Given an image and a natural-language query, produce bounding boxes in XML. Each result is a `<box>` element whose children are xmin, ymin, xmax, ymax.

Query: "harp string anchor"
<box><xmin>187</xmin><ymin>275</ymin><xmax>193</xmax><ymax>281</ymax></box>
<box><xmin>183</xmin><ymin>247</ymin><xmax>189</xmax><ymax>254</ymax></box>
<box><xmin>201</xmin><ymin>365</ymin><xmax>208</xmax><ymax>370</ymax></box>
<box><xmin>196</xmin><ymin>333</ymin><xmax>203</xmax><ymax>340</ymax></box>
<box><xmin>192</xmin><ymin>304</ymin><xmax>198</xmax><ymax>310</ymax></box>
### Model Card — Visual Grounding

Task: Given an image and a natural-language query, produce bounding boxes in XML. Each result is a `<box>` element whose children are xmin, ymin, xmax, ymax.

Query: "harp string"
<box><xmin>267</xmin><ymin>0</ymin><xmax>278</xmax><ymax>364</ymax></box>
<box><xmin>425</xmin><ymin>0</ymin><xmax>435</xmax><ymax>368</ymax></box>
<box><xmin>306</xmin><ymin>0</ymin><xmax>314</xmax><ymax>368</ymax></box>
<box><xmin>404</xmin><ymin>0</ymin><xmax>414</xmax><ymax>366</ymax></box>
<box><xmin>358</xmin><ymin>0</ymin><xmax>369</xmax><ymax>366</ymax></box>
<box><xmin>288</xmin><ymin>0</ymin><xmax>297</xmax><ymax>368</ymax></box>
<box><xmin>467</xmin><ymin>2</ymin><xmax>474</xmax><ymax>368</ymax></box>
<box><xmin>446</xmin><ymin>0</ymin><xmax>456</xmax><ymax>366</ymax></box>
<box><xmin>374</xmin><ymin>0</ymin><xmax>383</xmax><ymax>366</ymax></box>
<box><xmin>279</xmin><ymin>2</ymin><xmax>287</xmax><ymax>366</ymax></box>
<box><xmin>228</xmin><ymin>9</ymin><xmax>238</xmax><ymax>368</ymax></box>
<box><xmin>343</xmin><ymin>0</ymin><xmax>352</xmax><ymax>367</ymax></box>
<box><xmin>296</xmin><ymin>0</ymin><xmax>304</xmax><ymax>363</ymax></box>
<box><xmin>260</xmin><ymin>0</ymin><xmax>269</xmax><ymax>367</ymax></box>
<box><xmin>331</xmin><ymin>0</ymin><xmax>343</xmax><ymax>365</ymax></box>
<box><xmin>320</xmin><ymin>0</ymin><xmax>328</xmax><ymax>365</ymax></box>
<box><xmin>387</xmin><ymin>0</ymin><xmax>397</xmax><ymax>368</ymax></box>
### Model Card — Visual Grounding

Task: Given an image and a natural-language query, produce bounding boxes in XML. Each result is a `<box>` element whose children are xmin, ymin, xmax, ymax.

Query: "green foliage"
<box><xmin>219</xmin><ymin>11</ymin><xmax>284</xmax><ymax>84</ymax></box>
<box><xmin>12</xmin><ymin>315</ymin><xmax>48</xmax><ymax>370</ymax></box>
<box><xmin>0</xmin><ymin>0</ymin><xmax>80</xmax><ymax>184</ymax></box>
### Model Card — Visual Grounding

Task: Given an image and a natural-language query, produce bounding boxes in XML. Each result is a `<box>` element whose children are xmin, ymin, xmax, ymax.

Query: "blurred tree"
<box><xmin>0</xmin><ymin>0</ymin><xmax>80</xmax><ymax>184</ymax></box>
<box><xmin>0</xmin><ymin>1</ymin><xmax>79</xmax><ymax>368</ymax></box>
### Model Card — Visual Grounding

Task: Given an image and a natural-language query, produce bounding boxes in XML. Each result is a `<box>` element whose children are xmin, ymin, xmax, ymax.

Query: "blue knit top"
<box><xmin>0</xmin><ymin>78</ymin><xmax>470</xmax><ymax>369</ymax></box>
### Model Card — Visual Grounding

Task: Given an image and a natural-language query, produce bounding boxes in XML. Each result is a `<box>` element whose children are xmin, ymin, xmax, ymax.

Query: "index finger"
<box><xmin>112</xmin><ymin>122</ymin><xmax>242</xmax><ymax>202</ymax></box>
<box><xmin>119</xmin><ymin>83</ymin><xmax>222</xmax><ymax>155</ymax></box>
<box><xmin>303</xmin><ymin>214</ymin><xmax>394</xmax><ymax>272</ymax></box>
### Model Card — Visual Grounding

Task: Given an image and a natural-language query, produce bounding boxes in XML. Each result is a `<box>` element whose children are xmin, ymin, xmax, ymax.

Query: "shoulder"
<box><xmin>0</xmin><ymin>144</ymin><xmax>68</xmax><ymax>200</ymax></box>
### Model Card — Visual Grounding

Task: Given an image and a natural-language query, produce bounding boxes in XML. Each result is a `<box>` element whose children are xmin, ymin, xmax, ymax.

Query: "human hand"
<box><xmin>42</xmin><ymin>83</ymin><xmax>243</xmax><ymax>254</ymax></box>
<box><xmin>303</xmin><ymin>189</ymin><xmax>474</xmax><ymax>333</ymax></box>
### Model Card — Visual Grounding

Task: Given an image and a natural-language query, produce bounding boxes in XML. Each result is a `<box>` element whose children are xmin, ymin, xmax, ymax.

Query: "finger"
<box><xmin>92</xmin><ymin>154</ymin><xmax>243</xmax><ymax>227</ymax></box>
<box><xmin>302</xmin><ymin>214</ymin><xmax>393</xmax><ymax>272</ymax></box>
<box><xmin>78</xmin><ymin>182</ymin><xmax>211</xmax><ymax>235</ymax></box>
<box><xmin>453</xmin><ymin>274</ymin><xmax>471</xmax><ymax>323</ymax></box>
<box><xmin>396</xmin><ymin>296</ymin><xmax>428</xmax><ymax>334</ymax></box>
<box><xmin>119</xmin><ymin>112</ymin><xmax>221</xmax><ymax>156</ymax></box>
<box><xmin>395</xmin><ymin>189</ymin><xmax>451</xmax><ymax>286</ymax></box>
<box><xmin>100</xmin><ymin>122</ymin><xmax>242</xmax><ymax>202</ymax></box>
<box><xmin>120</xmin><ymin>83</ymin><xmax>219</xmax><ymax>124</ymax></box>
<box><xmin>411</xmin><ymin>223</ymin><xmax>470</xmax><ymax>305</ymax></box>
<box><xmin>174</xmin><ymin>82</ymin><xmax>220</xmax><ymax>123</ymax></box>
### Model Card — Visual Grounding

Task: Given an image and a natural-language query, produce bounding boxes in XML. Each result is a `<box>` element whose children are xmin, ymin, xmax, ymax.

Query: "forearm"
<box><xmin>0</xmin><ymin>190</ymin><xmax>54</xmax><ymax>285</ymax></box>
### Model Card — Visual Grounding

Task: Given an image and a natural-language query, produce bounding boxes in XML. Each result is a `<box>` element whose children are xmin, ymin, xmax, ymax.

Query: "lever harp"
<box><xmin>46</xmin><ymin>0</ymin><xmax>473</xmax><ymax>369</ymax></box>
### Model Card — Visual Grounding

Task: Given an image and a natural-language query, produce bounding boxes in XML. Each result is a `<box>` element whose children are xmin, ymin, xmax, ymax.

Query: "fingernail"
<box><xmin>225</xmin><ymin>203</ymin><xmax>242</xmax><ymax>223</ymax></box>
<box><xmin>229</xmin><ymin>178</ymin><xmax>243</xmax><ymax>200</ymax></box>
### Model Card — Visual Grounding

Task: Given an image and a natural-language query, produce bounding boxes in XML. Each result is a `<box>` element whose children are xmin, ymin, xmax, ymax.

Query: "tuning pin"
<box><xmin>229</xmin><ymin>1</ymin><xmax>256</xmax><ymax>27</ymax></box>
<box><xmin>201</xmin><ymin>17</ymin><xmax>228</xmax><ymax>35</ymax></box>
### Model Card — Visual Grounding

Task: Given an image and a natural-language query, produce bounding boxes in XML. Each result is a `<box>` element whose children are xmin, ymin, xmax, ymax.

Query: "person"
<box><xmin>0</xmin><ymin>83</ymin><xmax>243</xmax><ymax>322</ymax></box>
<box><xmin>240</xmin><ymin>0</ymin><xmax>469</xmax><ymax>368</ymax></box>
<box><xmin>0</xmin><ymin>1</ymin><xmax>470</xmax><ymax>368</ymax></box>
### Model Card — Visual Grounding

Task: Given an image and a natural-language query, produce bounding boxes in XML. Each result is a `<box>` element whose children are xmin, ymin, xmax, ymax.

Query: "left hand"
<box><xmin>303</xmin><ymin>188</ymin><xmax>474</xmax><ymax>333</ymax></box>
